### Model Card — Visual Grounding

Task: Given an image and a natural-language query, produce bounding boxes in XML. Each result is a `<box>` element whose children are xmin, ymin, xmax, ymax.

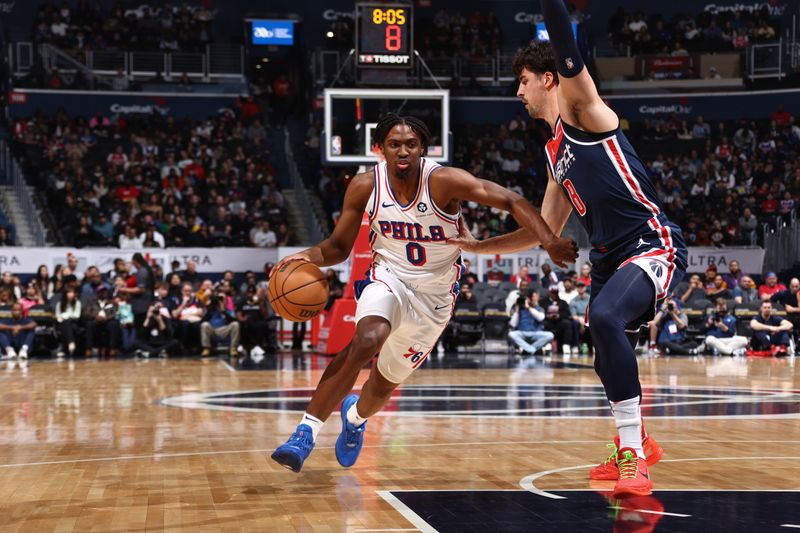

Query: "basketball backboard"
<box><xmin>322</xmin><ymin>88</ymin><xmax>450</xmax><ymax>166</ymax></box>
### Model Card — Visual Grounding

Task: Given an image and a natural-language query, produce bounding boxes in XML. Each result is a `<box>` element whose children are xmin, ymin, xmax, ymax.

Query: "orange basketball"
<box><xmin>268</xmin><ymin>261</ymin><xmax>329</xmax><ymax>322</ymax></box>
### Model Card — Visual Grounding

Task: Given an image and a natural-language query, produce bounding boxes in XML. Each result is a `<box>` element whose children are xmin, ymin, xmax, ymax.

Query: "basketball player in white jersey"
<box><xmin>271</xmin><ymin>113</ymin><xmax>577</xmax><ymax>473</ymax></box>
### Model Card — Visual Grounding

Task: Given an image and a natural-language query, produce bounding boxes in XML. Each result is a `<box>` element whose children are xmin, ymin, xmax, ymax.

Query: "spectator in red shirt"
<box><xmin>115</xmin><ymin>182</ymin><xmax>141</xmax><ymax>203</ymax></box>
<box><xmin>509</xmin><ymin>265</ymin><xmax>533</xmax><ymax>287</ymax></box>
<box><xmin>107</xmin><ymin>145</ymin><xmax>128</xmax><ymax>169</ymax></box>
<box><xmin>577</xmin><ymin>262</ymin><xmax>592</xmax><ymax>287</ymax></box>
<box><xmin>758</xmin><ymin>272</ymin><xmax>787</xmax><ymax>300</ymax></box>
<box><xmin>237</xmin><ymin>96</ymin><xmax>261</xmax><ymax>123</ymax></box>
<box><xmin>761</xmin><ymin>193</ymin><xmax>778</xmax><ymax>215</ymax></box>
<box><xmin>273</xmin><ymin>75</ymin><xmax>290</xmax><ymax>99</ymax></box>
<box><xmin>714</xmin><ymin>137</ymin><xmax>732</xmax><ymax>162</ymax></box>
<box><xmin>771</xmin><ymin>105</ymin><xmax>792</xmax><ymax>126</ymax></box>
<box><xmin>49</xmin><ymin>70</ymin><xmax>63</xmax><ymax>89</ymax></box>
<box><xmin>182</xmin><ymin>159</ymin><xmax>206</xmax><ymax>183</ymax></box>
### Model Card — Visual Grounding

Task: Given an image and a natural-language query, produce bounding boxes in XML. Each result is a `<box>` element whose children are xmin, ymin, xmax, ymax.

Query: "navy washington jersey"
<box><xmin>545</xmin><ymin>117</ymin><xmax>682</xmax><ymax>253</ymax></box>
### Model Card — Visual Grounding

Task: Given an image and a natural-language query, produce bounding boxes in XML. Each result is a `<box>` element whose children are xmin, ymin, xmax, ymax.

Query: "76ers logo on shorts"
<box><xmin>403</xmin><ymin>344</ymin><xmax>425</xmax><ymax>365</ymax></box>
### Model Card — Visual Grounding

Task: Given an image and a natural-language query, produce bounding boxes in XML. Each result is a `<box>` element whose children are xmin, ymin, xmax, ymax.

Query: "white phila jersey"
<box><xmin>365</xmin><ymin>158</ymin><xmax>464</xmax><ymax>292</ymax></box>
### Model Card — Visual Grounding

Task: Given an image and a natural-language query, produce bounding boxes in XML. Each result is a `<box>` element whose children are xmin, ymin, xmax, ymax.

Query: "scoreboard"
<box><xmin>355</xmin><ymin>2</ymin><xmax>413</xmax><ymax>68</ymax></box>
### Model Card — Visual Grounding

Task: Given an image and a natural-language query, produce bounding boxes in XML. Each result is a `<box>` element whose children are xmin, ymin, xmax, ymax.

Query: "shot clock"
<box><xmin>355</xmin><ymin>2</ymin><xmax>413</xmax><ymax>68</ymax></box>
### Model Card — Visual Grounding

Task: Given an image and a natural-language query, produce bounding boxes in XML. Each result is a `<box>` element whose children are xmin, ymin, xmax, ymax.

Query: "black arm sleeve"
<box><xmin>540</xmin><ymin>0</ymin><xmax>584</xmax><ymax>78</ymax></box>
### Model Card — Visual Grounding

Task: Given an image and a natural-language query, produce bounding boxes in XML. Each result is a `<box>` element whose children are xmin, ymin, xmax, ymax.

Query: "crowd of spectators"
<box><xmin>0</xmin><ymin>254</ymin><xmax>352</xmax><ymax>361</ymax></box>
<box><xmin>417</xmin><ymin>10</ymin><xmax>505</xmax><ymax>63</ymax></box>
<box><xmin>639</xmin><ymin>112</ymin><xmax>800</xmax><ymax>246</ymax></box>
<box><xmin>446</xmin><ymin>259</ymin><xmax>797</xmax><ymax>358</ymax></box>
<box><xmin>10</xmin><ymin>98</ymin><xmax>294</xmax><ymax>248</ymax></box>
<box><xmin>32</xmin><ymin>1</ymin><xmax>215</xmax><ymax>54</ymax></box>
<box><xmin>312</xmin><ymin>108</ymin><xmax>799</xmax><ymax>249</ymax></box>
<box><xmin>442</xmin><ymin>110</ymin><xmax>799</xmax><ymax>247</ymax></box>
<box><xmin>0</xmin><ymin>256</ymin><xmax>280</xmax><ymax>361</ymax></box>
<box><xmin>607</xmin><ymin>6</ymin><xmax>780</xmax><ymax>56</ymax></box>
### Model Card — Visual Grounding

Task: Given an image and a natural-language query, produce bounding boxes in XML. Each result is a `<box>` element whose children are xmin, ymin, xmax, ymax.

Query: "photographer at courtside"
<box><xmin>200</xmin><ymin>290</ymin><xmax>240</xmax><ymax>357</ymax></box>
<box><xmin>703</xmin><ymin>297</ymin><xmax>748</xmax><ymax>356</ymax></box>
<box><xmin>648</xmin><ymin>296</ymin><xmax>698</xmax><ymax>355</ymax></box>
<box><xmin>508</xmin><ymin>291</ymin><xmax>554</xmax><ymax>355</ymax></box>
<box><xmin>133</xmin><ymin>300</ymin><xmax>180</xmax><ymax>358</ymax></box>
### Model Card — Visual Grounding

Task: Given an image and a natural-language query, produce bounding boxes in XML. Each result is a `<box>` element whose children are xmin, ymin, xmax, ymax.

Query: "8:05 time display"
<box><xmin>356</xmin><ymin>2</ymin><xmax>413</xmax><ymax>68</ymax></box>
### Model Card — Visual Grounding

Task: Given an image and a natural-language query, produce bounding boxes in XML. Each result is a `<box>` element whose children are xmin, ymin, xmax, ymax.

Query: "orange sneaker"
<box><xmin>612</xmin><ymin>448</ymin><xmax>653</xmax><ymax>498</ymax></box>
<box><xmin>589</xmin><ymin>440</ymin><xmax>622</xmax><ymax>480</ymax></box>
<box><xmin>589</xmin><ymin>434</ymin><xmax>663</xmax><ymax>480</ymax></box>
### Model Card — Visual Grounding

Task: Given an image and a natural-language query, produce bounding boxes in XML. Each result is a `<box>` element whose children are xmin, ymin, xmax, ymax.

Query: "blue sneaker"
<box><xmin>271</xmin><ymin>424</ymin><xmax>315</xmax><ymax>472</ymax></box>
<box><xmin>335</xmin><ymin>394</ymin><xmax>367</xmax><ymax>467</ymax></box>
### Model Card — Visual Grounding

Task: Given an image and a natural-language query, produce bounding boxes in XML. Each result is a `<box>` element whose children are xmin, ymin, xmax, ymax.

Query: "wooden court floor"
<box><xmin>1</xmin><ymin>354</ymin><xmax>800</xmax><ymax>532</ymax></box>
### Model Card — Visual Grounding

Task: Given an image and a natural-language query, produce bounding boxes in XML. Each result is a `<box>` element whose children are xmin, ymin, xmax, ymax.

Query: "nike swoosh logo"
<box><xmin>382</xmin><ymin>202</ymin><xmax>395</xmax><ymax>208</ymax></box>
<box><xmin>434</xmin><ymin>304</ymin><xmax>450</xmax><ymax>310</ymax></box>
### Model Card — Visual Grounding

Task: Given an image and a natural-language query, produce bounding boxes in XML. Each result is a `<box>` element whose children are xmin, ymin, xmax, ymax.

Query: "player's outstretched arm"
<box><xmin>450</xmin><ymin>175</ymin><xmax>573</xmax><ymax>254</ymax></box>
<box><xmin>541</xmin><ymin>0</ymin><xmax>617</xmax><ymax>133</ymax></box>
<box><xmin>432</xmin><ymin>167</ymin><xmax>577</xmax><ymax>266</ymax></box>
<box><xmin>270</xmin><ymin>172</ymin><xmax>373</xmax><ymax>277</ymax></box>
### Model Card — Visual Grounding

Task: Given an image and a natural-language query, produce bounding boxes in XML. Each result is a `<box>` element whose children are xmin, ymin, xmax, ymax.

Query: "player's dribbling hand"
<box><xmin>270</xmin><ymin>253</ymin><xmax>312</xmax><ymax>279</ymax></box>
<box><xmin>446</xmin><ymin>219</ymin><xmax>479</xmax><ymax>252</ymax></box>
<box><xmin>542</xmin><ymin>236</ymin><xmax>578</xmax><ymax>268</ymax></box>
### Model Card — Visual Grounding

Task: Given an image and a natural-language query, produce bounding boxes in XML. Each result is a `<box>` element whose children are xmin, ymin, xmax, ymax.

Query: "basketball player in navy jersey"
<box><xmin>270</xmin><ymin>114</ymin><xmax>577</xmax><ymax>473</ymax></box>
<box><xmin>452</xmin><ymin>1</ymin><xmax>687</xmax><ymax>497</ymax></box>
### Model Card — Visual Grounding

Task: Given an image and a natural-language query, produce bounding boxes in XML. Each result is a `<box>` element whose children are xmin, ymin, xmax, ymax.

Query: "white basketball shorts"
<box><xmin>355</xmin><ymin>262</ymin><xmax>456</xmax><ymax>383</ymax></box>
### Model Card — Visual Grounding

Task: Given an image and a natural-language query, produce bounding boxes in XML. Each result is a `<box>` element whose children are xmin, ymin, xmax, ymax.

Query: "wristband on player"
<box><xmin>540</xmin><ymin>0</ymin><xmax>584</xmax><ymax>78</ymax></box>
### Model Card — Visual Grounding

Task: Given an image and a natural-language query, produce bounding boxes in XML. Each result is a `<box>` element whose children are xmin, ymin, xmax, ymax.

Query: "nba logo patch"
<box><xmin>565</xmin><ymin>57</ymin><xmax>574</xmax><ymax>69</ymax></box>
<box><xmin>417</xmin><ymin>202</ymin><xmax>428</xmax><ymax>213</ymax></box>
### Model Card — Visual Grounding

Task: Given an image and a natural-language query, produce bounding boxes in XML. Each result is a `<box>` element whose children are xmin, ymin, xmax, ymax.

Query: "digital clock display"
<box><xmin>356</xmin><ymin>2</ymin><xmax>413</xmax><ymax>68</ymax></box>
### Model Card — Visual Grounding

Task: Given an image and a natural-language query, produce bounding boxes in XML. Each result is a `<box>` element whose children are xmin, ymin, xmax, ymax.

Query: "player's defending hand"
<box><xmin>542</xmin><ymin>235</ymin><xmax>578</xmax><ymax>268</ymax></box>
<box><xmin>447</xmin><ymin>219</ymin><xmax>479</xmax><ymax>252</ymax></box>
<box><xmin>270</xmin><ymin>253</ymin><xmax>312</xmax><ymax>279</ymax></box>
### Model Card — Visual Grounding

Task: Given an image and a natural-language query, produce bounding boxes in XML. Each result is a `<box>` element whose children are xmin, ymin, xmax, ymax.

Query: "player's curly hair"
<box><xmin>373</xmin><ymin>113</ymin><xmax>431</xmax><ymax>151</ymax></box>
<box><xmin>512</xmin><ymin>40</ymin><xmax>558</xmax><ymax>80</ymax></box>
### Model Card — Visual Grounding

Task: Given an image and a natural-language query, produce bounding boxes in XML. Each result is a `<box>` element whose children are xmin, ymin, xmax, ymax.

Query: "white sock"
<box><xmin>346</xmin><ymin>402</ymin><xmax>367</xmax><ymax>427</ymax></box>
<box><xmin>611</xmin><ymin>397</ymin><xmax>645</xmax><ymax>459</ymax></box>
<box><xmin>300</xmin><ymin>412</ymin><xmax>324</xmax><ymax>441</ymax></box>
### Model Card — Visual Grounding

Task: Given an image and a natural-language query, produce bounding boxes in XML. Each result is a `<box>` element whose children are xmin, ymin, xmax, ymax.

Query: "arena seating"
<box><xmin>10</xmin><ymin>104</ymin><xmax>293</xmax><ymax>249</ymax></box>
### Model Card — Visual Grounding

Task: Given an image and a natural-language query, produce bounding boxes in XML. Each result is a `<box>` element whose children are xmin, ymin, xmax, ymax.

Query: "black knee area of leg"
<box><xmin>349</xmin><ymin>331</ymin><xmax>384</xmax><ymax>364</ymax></box>
<box><xmin>588</xmin><ymin>305</ymin><xmax>619</xmax><ymax>333</ymax></box>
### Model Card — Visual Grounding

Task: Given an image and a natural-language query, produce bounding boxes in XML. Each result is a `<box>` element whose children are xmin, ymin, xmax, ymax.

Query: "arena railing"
<box><xmin>10</xmin><ymin>42</ymin><xmax>244</xmax><ymax>85</ymax></box>
<box><xmin>746</xmin><ymin>39</ymin><xmax>785</xmax><ymax>80</ymax></box>
<box><xmin>762</xmin><ymin>208</ymin><xmax>799</xmax><ymax>274</ymax></box>
<box><xmin>0</xmin><ymin>141</ymin><xmax>47</xmax><ymax>246</ymax></box>
<box><xmin>283</xmin><ymin>128</ymin><xmax>324</xmax><ymax>244</ymax></box>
